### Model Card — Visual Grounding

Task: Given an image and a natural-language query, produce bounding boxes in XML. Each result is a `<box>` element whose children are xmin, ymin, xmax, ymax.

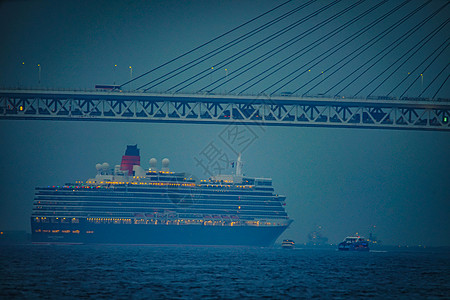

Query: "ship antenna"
<box><xmin>236</xmin><ymin>153</ymin><xmax>243</xmax><ymax>176</ymax></box>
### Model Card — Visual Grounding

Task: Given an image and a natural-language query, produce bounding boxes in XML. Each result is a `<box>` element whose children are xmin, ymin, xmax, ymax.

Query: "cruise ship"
<box><xmin>31</xmin><ymin>145</ymin><xmax>292</xmax><ymax>246</ymax></box>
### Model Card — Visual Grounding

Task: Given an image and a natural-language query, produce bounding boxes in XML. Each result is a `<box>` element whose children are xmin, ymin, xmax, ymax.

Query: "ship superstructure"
<box><xmin>31</xmin><ymin>145</ymin><xmax>292</xmax><ymax>246</ymax></box>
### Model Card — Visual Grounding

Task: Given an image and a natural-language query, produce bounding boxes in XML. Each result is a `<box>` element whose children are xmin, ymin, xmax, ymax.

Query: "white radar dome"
<box><xmin>162</xmin><ymin>158</ymin><xmax>170</xmax><ymax>168</ymax></box>
<box><xmin>96</xmin><ymin>163</ymin><xmax>102</xmax><ymax>171</ymax></box>
<box><xmin>162</xmin><ymin>158</ymin><xmax>170</xmax><ymax>171</ymax></box>
<box><xmin>149</xmin><ymin>158</ymin><xmax>157</xmax><ymax>168</ymax></box>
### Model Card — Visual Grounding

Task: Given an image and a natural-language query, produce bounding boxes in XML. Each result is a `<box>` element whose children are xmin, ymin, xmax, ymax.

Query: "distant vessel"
<box><xmin>307</xmin><ymin>225</ymin><xmax>329</xmax><ymax>246</ymax></box>
<box><xmin>31</xmin><ymin>145</ymin><xmax>292</xmax><ymax>246</ymax></box>
<box><xmin>338</xmin><ymin>236</ymin><xmax>370</xmax><ymax>251</ymax></box>
<box><xmin>281</xmin><ymin>239</ymin><xmax>295</xmax><ymax>249</ymax></box>
<box><xmin>367</xmin><ymin>232</ymin><xmax>381</xmax><ymax>247</ymax></box>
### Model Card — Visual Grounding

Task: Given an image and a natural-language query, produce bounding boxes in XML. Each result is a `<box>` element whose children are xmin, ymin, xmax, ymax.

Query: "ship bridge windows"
<box><xmin>242</xmin><ymin>178</ymin><xmax>255</xmax><ymax>185</ymax></box>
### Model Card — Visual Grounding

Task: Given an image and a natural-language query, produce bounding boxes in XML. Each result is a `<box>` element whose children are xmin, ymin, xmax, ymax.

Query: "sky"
<box><xmin>0</xmin><ymin>0</ymin><xmax>449</xmax><ymax>246</ymax></box>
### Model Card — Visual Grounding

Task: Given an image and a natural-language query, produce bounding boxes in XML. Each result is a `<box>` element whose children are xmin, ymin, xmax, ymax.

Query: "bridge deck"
<box><xmin>1</xmin><ymin>90</ymin><xmax>449</xmax><ymax>131</ymax></box>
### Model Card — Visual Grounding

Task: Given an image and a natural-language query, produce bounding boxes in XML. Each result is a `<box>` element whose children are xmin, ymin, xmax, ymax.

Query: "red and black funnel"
<box><xmin>120</xmin><ymin>145</ymin><xmax>140</xmax><ymax>176</ymax></box>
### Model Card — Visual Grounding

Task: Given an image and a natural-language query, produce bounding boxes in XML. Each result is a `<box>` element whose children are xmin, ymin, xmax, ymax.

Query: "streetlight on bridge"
<box><xmin>420</xmin><ymin>73</ymin><xmax>423</xmax><ymax>92</ymax></box>
<box><xmin>225</xmin><ymin>68</ymin><xmax>228</xmax><ymax>93</ymax></box>
<box><xmin>114</xmin><ymin>64</ymin><xmax>117</xmax><ymax>84</ymax></box>
<box><xmin>37</xmin><ymin>64</ymin><xmax>41</xmax><ymax>85</ymax></box>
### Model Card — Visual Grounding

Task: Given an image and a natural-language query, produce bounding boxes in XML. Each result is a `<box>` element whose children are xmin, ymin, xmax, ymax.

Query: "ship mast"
<box><xmin>236</xmin><ymin>153</ymin><xmax>243</xmax><ymax>176</ymax></box>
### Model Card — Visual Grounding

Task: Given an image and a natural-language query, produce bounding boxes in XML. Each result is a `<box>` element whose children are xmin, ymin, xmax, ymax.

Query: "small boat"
<box><xmin>338</xmin><ymin>236</ymin><xmax>369</xmax><ymax>251</ymax></box>
<box><xmin>281</xmin><ymin>239</ymin><xmax>295</xmax><ymax>249</ymax></box>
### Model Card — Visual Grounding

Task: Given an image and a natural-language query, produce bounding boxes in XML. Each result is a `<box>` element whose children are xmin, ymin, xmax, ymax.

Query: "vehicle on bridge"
<box><xmin>95</xmin><ymin>84</ymin><xmax>121</xmax><ymax>91</ymax></box>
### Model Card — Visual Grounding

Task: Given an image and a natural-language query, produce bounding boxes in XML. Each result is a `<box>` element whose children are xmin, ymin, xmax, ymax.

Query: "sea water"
<box><xmin>0</xmin><ymin>244</ymin><xmax>449</xmax><ymax>299</ymax></box>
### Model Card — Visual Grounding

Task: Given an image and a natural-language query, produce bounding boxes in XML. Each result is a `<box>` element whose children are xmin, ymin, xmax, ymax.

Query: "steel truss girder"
<box><xmin>0</xmin><ymin>90</ymin><xmax>449</xmax><ymax>131</ymax></box>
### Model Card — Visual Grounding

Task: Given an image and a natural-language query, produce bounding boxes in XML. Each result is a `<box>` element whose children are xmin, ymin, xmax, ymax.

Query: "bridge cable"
<box><xmin>168</xmin><ymin>0</ymin><xmax>342</xmax><ymax>93</ymax></box>
<box><xmin>419</xmin><ymin>63</ymin><xmax>449</xmax><ymax>98</ymax></box>
<box><xmin>138</xmin><ymin>0</ymin><xmax>315</xmax><ymax>92</ymax></box>
<box><xmin>386</xmin><ymin>36</ymin><xmax>449</xmax><ymax>96</ymax></box>
<box><xmin>333</xmin><ymin>5</ymin><xmax>449</xmax><ymax>97</ymax></box>
<box><xmin>232</xmin><ymin>0</ymin><xmax>387</xmax><ymax>95</ymax></box>
<box><xmin>399</xmin><ymin>40</ymin><xmax>450</xmax><ymax>98</ymax></box>
<box><xmin>362</xmin><ymin>17</ymin><xmax>449</xmax><ymax>97</ymax></box>
<box><xmin>141</xmin><ymin>1</ymin><xmax>317</xmax><ymax>92</ymax></box>
<box><xmin>297</xmin><ymin>0</ymin><xmax>430</xmax><ymax>96</ymax></box>
<box><xmin>264</xmin><ymin>0</ymin><xmax>413</xmax><ymax>95</ymax></box>
<box><xmin>118</xmin><ymin>0</ymin><xmax>293</xmax><ymax>89</ymax></box>
<box><xmin>202</xmin><ymin>0</ymin><xmax>369</xmax><ymax>94</ymax></box>
<box><xmin>368</xmin><ymin>22</ymin><xmax>449</xmax><ymax>97</ymax></box>
<box><xmin>433</xmin><ymin>73</ymin><xmax>450</xmax><ymax>99</ymax></box>
<box><xmin>265</xmin><ymin>0</ymin><xmax>413</xmax><ymax>95</ymax></box>
<box><xmin>305</xmin><ymin>0</ymin><xmax>432</xmax><ymax>96</ymax></box>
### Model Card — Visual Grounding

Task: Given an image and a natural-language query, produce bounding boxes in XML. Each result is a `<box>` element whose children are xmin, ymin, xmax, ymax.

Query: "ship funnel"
<box><xmin>149</xmin><ymin>158</ymin><xmax>158</xmax><ymax>171</ymax></box>
<box><xmin>162</xmin><ymin>158</ymin><xmax>170</xmax><ymax>172</ymax></box>
<box><xmin>120</xmin><ymin>145</ymin><xmax>140</xmax><ymax>176</ymax></box>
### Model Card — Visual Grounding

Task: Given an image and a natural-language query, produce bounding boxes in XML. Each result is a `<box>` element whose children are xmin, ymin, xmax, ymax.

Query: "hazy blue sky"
<box><xmin>0</xmin><ymin>0</ymin><xmax>449</xmax><ymax>246</ymax></box>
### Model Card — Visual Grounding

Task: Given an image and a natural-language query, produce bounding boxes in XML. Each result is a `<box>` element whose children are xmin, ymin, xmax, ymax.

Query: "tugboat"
<box><xmin>281</xmin><ymin>239</ymin><xmax>295</xmax><ymax>249</ymax></box>
<box><xmin>338</xmin><ymin>236</ymin><xmax>369</xmax><ymax>251</ymax></box>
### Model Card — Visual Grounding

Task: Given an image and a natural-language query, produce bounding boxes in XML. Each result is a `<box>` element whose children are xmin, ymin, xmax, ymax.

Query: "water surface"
<box><xmin>1</xmin><ymin>245</ymin><xmax>449</xmax><ymax>299</ymax></box>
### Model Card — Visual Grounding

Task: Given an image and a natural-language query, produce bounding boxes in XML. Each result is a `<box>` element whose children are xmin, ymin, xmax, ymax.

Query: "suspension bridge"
<box><xmin>1</xmin><ymin>0</ymin><xmax>449</xmax><ymax>130</ymax></box>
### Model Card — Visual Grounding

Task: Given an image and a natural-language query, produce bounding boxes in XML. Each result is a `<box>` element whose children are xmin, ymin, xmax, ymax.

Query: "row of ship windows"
<box><xmin>33</xmin><ymin>204</ymin><xmax>286</xmax><ymax>212</ymax></box>
<box><xmin>33</xmin><ymin>218</ymin><xmax>280</xmax><ymax>230</ymax></box>
<box><xmin>35</xmin><ymin>193</ymin><xmax>277</xmax><ymax>204</ymax></box>
<box><xmin>33</xmin><ymin>217</ymin><xmax>80</xmax><ymax>223</ymax></box>
<box><xmin>32</xmin><ymin>214</ymin><xmax>288</xmax><ymax>222</ymax></box>
<box><xmin>35</xmin><ymin>193</ymin><xmax>279</xmax><ymax>202</ymax></box>
<box><xmin>34</xmin><ymin>196</ymin><xmax>281</xmax><ymax>205</ymax></box>
<box><xmin>60</xmin><ymin>183</ymin><xmax>253</xmax><ymax>189</ymax></box>
<box><xmin>34</xmin><ymin>229</ymin><xmax>95</xmax><ymax>234</ymax></box>
<box><xmin>33</xmin><ymin>199</ymin><xmax>282</xmax><ymax>208</ymax></box>
<box><xmin>34</xmin><ymin>229</ymin><xmax>82</xmax><ymax>234</ymax></box>
<box><xmin>88</xmin><ymin>218</ymin><xmax>279</xmax><ymax>226</ymax></box>
<box><xmin>33</xmin><ymin>209</ymin><xmax>288</xmax><ymax>217</ymax></box>
<box><xmin>32</xmin><ymin>210</ymin><xmax>287</xmax><ymax>219</ymax></box>
<box><xmin>36</xmin><ymin>188</ymin><xmax>275</xmax><ymax>197</ymax></box>
<box><xmin>38</xmin><ymin>185</ymin><xmax>274</xmax><ymax>192</ymax></box>
<box><xmin>83</xmin><ymin>218</ymin><xmax>240</xmax><ymax>226</ymax></box>
<box><xmin>33</xmin><ymin>215</ymin><xmax>284</xmax><ymax>226</ymax></box>
<box><xmin>33</xmin><ymin>202</ymin><xmax>282</xmax><ymax>211</ymax></box>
